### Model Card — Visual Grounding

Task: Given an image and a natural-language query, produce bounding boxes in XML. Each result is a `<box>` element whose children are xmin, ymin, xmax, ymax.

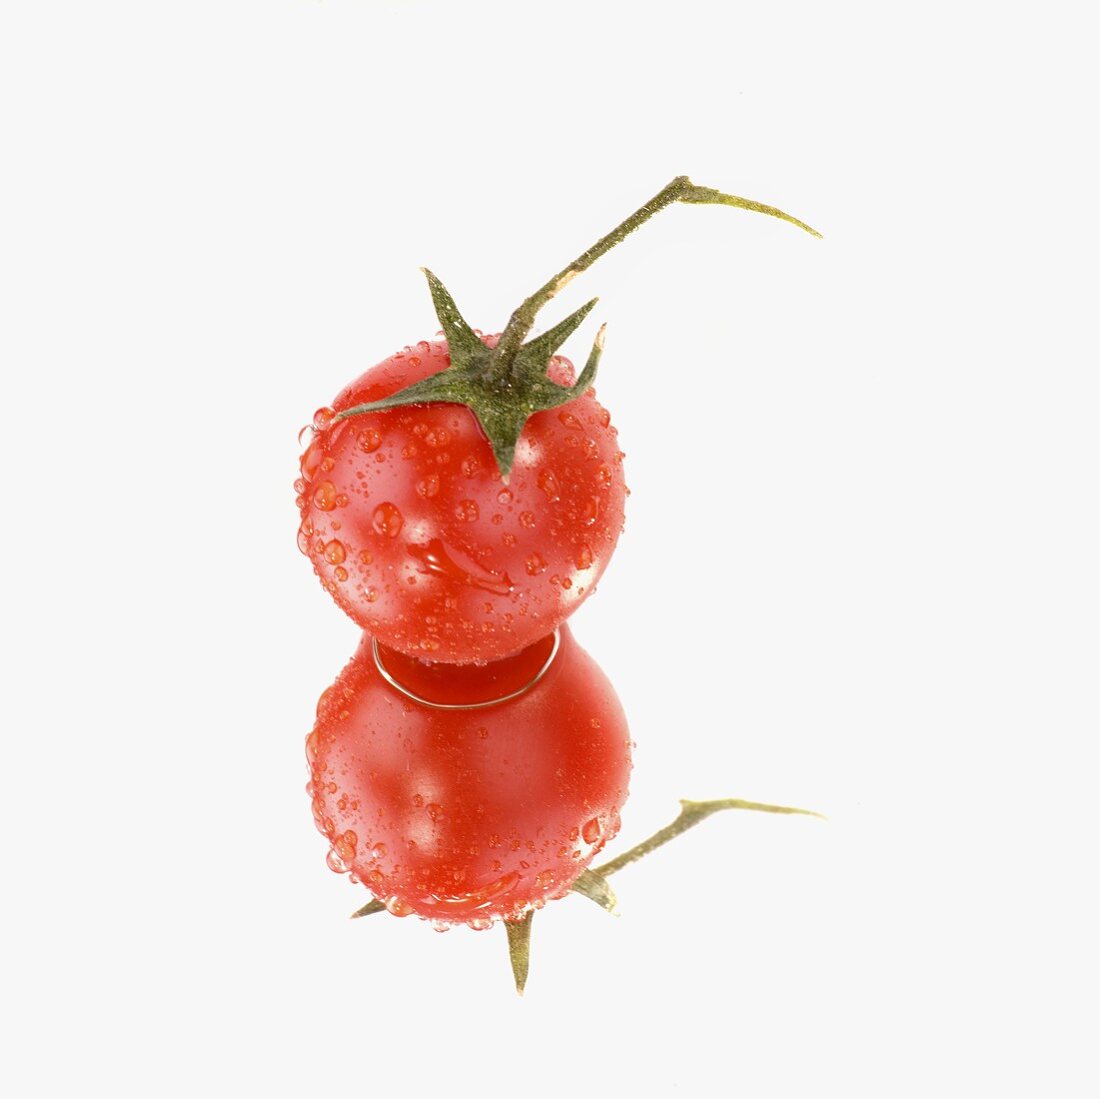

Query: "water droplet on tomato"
<box><xmin>323</xmin><ymin>539</ymin><xmax>346</xmax><ymax>564</ymax></box>
<box><xmin>455</xmin><ymin>499</ymin><xmax>479</xmax><ymax>522</ymax></box>
<box><xmin>371</xmin><ymin>843</ymin><xmax>387</xmax><ymax>859</ymax></box>
<box><xmin>538</xmin><ymin>469</ymin><xmax>561</xmax><ymax>502</ymax></box>
<box><xmin>334</xmin><ymin>566</ymin><xmax>348</xmax><ymax>582</ymax></box>
<box><xmin>599</xmin><ymin>407</ymin><xmax>611</xmax><ymax>428</ymax></box>
<box><xmin>536</xmin><ymin>869</ymin><xmax>556</xmax><ymax>888</ymax></box>
<box><xmin>313</xmin><ymin>481</ymin><xmax>337</xmax><ymax>511</ymax></box>
<box><xmin>326</xmin><ymin>848</ymin><xmax>349</xmax><ymax>874</ymax></box>
<box><xmin>297</xmin><ymin>519</ymin><xmax>313</xmax><ymax>555</ymax></box>
<box><xmin>582</xmin><ymin>817</ymin><xmax>603</xmax><ymax>845</ymax></box>
<box><xmin>298</xmin><ymin>424</ymin><xmax>315</xmax><ymax>447</ymax></box>
<box><xmin>519</xmin><ymin>511</ymin><xmax>535</xmax><ymax>528</ymax></box>
<box><xmin>313</xmin><ymin>407</ymin><xmax>335</xmax><ymax>429</ymax></box>
<box><xmin>357</xmin><ymin>428</ymin><xmax>382</xmax><ymax>453</ymax></box>
<box><xmin>408</xmin><ymin>539</ymin><xmax>513</xmax><ymax>595</ymax></box>
<box><xmin>425</xmin><ymin>427</ymin><xmax>450</xmax><ymax>448</ymax></box>
<box><xmin>385</xmin><ymin>896</ymin><xmax>414</xmax><ymax>917</ymax></box>
<box><xmin>320</xmin><ymin>457</ymin><xmax>335</xmax><ymax>473</ymax></box>
<box><xmin>466</xmin><ymin>917</ymin><xmax>493</xmax><ymax>931</ymax></box>
<box><xmin>497</xmin><ymin>488</ymin><xmax>513</xmax><ymax>504</ymax></box>
<box><xmin>594</xmin><ymin>463</ymin><xmax>613</xmax><ymax>488</ymax></box>
<box><xmin>558</xmin><ymin>410</ymin><xmax>581</xmax><ymax>430</ymax></box>
<box><xmin>372</xmin><ymin>502</ymin><xmax>404</xmax><ymax>537</ymax></box>
<box><xmin>525</xmin><ymin>553</ymin><xmax>547</xmax><ymax>576</ymax></box>
<box><xmin>426</xmin><ymin>803</ymin><xmax>443</xmax><ymax>822</ymax></box>
<box><xmin>416</xmin><ymin>340</ymin><xmax>431</xmax><ymax>355</ymax></box>
<box><xmin>431</xmin><ymin>919</ymin><xmax>452</xmax><ymax>933</ymax></box>
<box><xmin>575</xmin><ymin>544</ymin><xmax>594</xmax><ymax>570</ymax></box>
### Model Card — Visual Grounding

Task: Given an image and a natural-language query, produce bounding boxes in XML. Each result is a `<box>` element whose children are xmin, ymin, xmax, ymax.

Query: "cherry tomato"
<box><xmin>305</xmin><ymin>624</ymin><xmax>632</xmax><ymax>927</ymax></box>
<box><xmin>295</xmin><ymin>339</ymin><xmax>627</xmax><ymax>664</ymax></box>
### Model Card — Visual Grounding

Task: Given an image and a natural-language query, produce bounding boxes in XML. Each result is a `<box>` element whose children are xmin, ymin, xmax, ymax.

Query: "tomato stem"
<box><xmin>488</xmin><ymin>175</ymin><xmax>821</xmax><ymax>380</ymax></box>
<box><xmin>591</xmin><ymin>797</ymin><xmax>825</xmax><ymax>879</ymax></box>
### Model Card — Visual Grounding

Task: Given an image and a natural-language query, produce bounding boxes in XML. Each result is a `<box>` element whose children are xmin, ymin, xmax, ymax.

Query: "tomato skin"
<box><xmin>296</xmin><ymin>339</ymin><xmax>627</xmax><ymax>664</ymax></box>
<box><xmin>306</xmin><ymin>624</ymin><xmax>632</xmax><ymax>926</ymax></box>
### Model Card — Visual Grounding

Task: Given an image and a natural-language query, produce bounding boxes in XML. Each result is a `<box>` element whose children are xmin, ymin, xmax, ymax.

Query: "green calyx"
<box><xmin>334</xmin><ymin>175</ymin><xmax>820</xmax><ymax>479</ymax></box>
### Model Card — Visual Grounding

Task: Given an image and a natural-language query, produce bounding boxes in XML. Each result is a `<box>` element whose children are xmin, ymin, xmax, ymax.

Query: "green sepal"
<box><xmin>504</xmin><ymin>911</ymin><xmax>534</xmax><ymax>996</ymax></box>
<box><xmin>334</xmin><ymin>271</ymin><xmax>602</xmax><ymax>481</ymax></box>
<box><xmin>349</xmin><ymin>898</ymin><xmax>386</xmax><ymax>919</ymax></box>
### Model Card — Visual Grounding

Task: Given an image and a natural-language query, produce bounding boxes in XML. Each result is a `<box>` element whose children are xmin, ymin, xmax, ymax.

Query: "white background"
<box><xmin>2</xmin><ymin>1</ymin><xmax>1097</xmax><ymax>1095</ymax></box>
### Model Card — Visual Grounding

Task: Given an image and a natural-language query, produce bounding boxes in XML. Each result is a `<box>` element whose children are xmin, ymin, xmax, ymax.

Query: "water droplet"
<box><xmin>599</xmin><ymin>407</ymin><xmax>611</xmax><ymax>428</ymax></box>
<box><xmin>313</xmin><ymin>481</ymin><xmax>337</xmax><ymax>511</ymax></box>
<box><xmin>313</xmin><ymin>407</ymin><xmax>335</xmax><ymax>429</ymax></box>
<box><xmin>334</xmin><ymin>566</ymin><xmax>348</xmax><ymax>582</ymax></box>
<box><xmin>425</xmin><ymin>427</ymin><xmax>450</xmax><ymax>448</ymax></box>
<box><xmin>477</xmin><ymin>726</ymin><xmax>489</xmax><ymax>739</ymax></box>
<box><xmin>519</xmin><ymin>511</ymin><xmax>535</xmax><ymax>528</ymax></box>
<box><xmin>372</xmin><ymin>502</ymin><xmax>404</xmax><ymax>537</ymax></box>
<box><xmin>525</xmin><ymin>553</ymin><xmax>547</xmax><ymax>576</ymax></box>
<box><xmin>536</xmin><ymin>869</ymin><xmax>556</xmax><ymax>888</ymax></box>
<box><xmin>416</xmin><ymin>340</ymin><xmax>431</xmax><ymax>355</ymax></box>
<box><xmin>558</xmin><ymin>410</ymin><xmax>581</xmax><ymax>430</ymax></box>
<box><xmin>320</xmin><ymin>457</ymin><xmax>335</xmax><ymax>473</ymax></box>
<box><xmin>582</xmin><ymin>817</ymin><xmax>603</xmax><ymax>845</ymax></box>
<box><xmin>335</xmin><ymin>831</ymin><xmax>358</xmax><ymax>861</ymax></box>
<box><xmin>385</xmin><ymin>896</ymin><xmax>414</xmax><ymax>917</ymax></box>
<box><xmin>467</xmin><ymin>917</ymin><xmax>492</xmax><ymax>931</ymax></box>
<box><xmin>582</xmin><ymin>497</ymin><xmax>600</xmax><ymax>524</ymax></box>
<box><xmin>461</xmin><ymin>454</ymin><xmax>480</xmax><ymax>477</ymax></box>
<box><xmin>371</xmin><ymin>843</ymin><xmax>387</xmax><ymax>859</ymax></box>
<box><xmin>594</xmin><ymin>463</ymin><xmax>613</xmax><ymax>488</ymax></box>
<box><xmin>575</xmin><ymin>544</ymin><xmax>594</xmax><ymax>570</ymax></box>
<box><xmin>538</xmin><ymin>469</ymin><xmax>561</xmax><ymax>502</ymax></box>
<box><xmin>298</xmin><ymin>424</ymin><xmax>315</xmax><ymax>447</ymax></box>
<box><xmin>326</xmin><ymin>848</ymin><xmax>348</xmax><ymax>874</ymax></box>
<box><xmin>408</xmin><ymin>538</ymin><xmax>513</xmax><ymax>595</ymax></box>
<box><xmin>455</xmin><ymin>499</ymin><xmax>479</xmax><ymax>522</ymax></box>
<box><xmin>497</xmin><ymin>488</ymin><xmax>513</xmax><ymax>504</ymax></box>
<box><xmin>357</xmin><ymin>428</ymin><xmax>382</xmax><ymax>453</ymax></box>
<box><xmin>305</xmin><ymin>729</ymin><xmax>319</xmax><ymax>761</ymax></box>
<box><xmin>323</xmin><ymin>539</ymin><xmax>346</xmax><ymax>565</ymax></box>
<box><xmin>297</xmin><ymin>519</ymin><xmax>313</xmax><ymax>556</ymax></box>
<box><xmin>426</xmin><ymin>803</ymin><xmax>443</xmax><ymax>822</ymax></box>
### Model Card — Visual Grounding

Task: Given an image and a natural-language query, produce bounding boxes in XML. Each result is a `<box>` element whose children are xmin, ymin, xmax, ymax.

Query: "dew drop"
<box><xmin>519</xmin><ymin>511</ymin><xmax>535</xmax><ymax>528</ymax></box>
<box><xmin>372</xmin><ymin>502</ymin><xmax>404</xmax><ymax>537</ymax></box>
<box><xmin>538</xmin><ymin>469</ymin><xmax>561</xmax><ymax>502</ymax></box>
<box><xmin>525</xmin><ymin>553</ymin><xmax>547</xmax><ymax>576</ymax></box>
<box><xmin>416</xmin><ymin>473</ymin><xmax>440</xmax><ymax>498</ymax></box>
<box><xmin>334</xmin><ymin>565</ymin><xmax>348</xmax><ymax>582</ymax></box>
<box><xmin>466</xmin><ymin>917</ymin><xmax>493</xmax><ymax>931</ymax></box>
<box><xmin>313</xmin><ymin>407</ymin><xmax>335</xmax><ymax>429</ymax></box>
<box><xmin>455</xmin><ymin>499</ymin><xmax>479</xmax><ymax>522</ymax></box>
<box><xmin>385</xmin><ymin>896</ymin><xmax>414</xmax><ymax>917</ymax></box>
<box><xmin>582</xmin><ymin>817</ymin><xmax>603</xmax><ymax>845</ymax></box>
<box><xmin>296</xmin><ymin>519</ymin><xmax>313</xmax><ymax>556</ymax></box>
<box><xmin>357</xmin><ymin>428</ymin><xmax>382</xmax><ymax>453</ymax></box>
<box><xmin>575</xmin><ymin>543</ymin><xmax>594</xmax><ymax>570</ymax></box>
<box><xmin>326</xmin><ymin>848</ymin><xmax>349</xmax><ymax>874</ymax></box>
<box><xmin>323</xmin><ymin>539</ymin><xmax>346</xmax><ymax>565</ymax></box>
<box><xmin>313</xmin><ymin>481</ymin><xmax>337</xmax><ymax>511</ymax></box>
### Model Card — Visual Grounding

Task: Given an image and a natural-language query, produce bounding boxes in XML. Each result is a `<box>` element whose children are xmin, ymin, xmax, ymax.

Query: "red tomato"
<box><xmin>295</xmin><ymin>339</ymin><xmax>627</xmax><ymax>664</ymax></box>
<box><xmin>305</xmin><ymin>624</ymin><xmax>632</xmax><ymax>927</ymax></box>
